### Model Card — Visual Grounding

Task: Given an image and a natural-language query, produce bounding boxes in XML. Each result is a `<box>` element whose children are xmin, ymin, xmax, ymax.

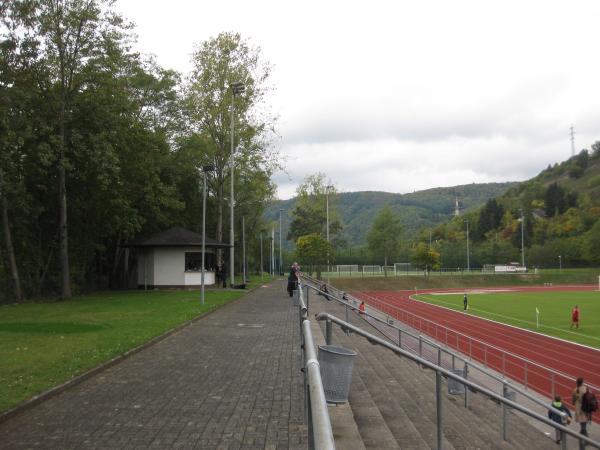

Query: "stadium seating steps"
<box><xmin>314</xmin><ymin>298</ymin><xmax>561</xmax><ymax>450</ymax></box>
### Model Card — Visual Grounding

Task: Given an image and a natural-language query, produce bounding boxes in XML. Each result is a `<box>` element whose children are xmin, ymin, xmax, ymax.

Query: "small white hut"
<box><xmin>130</xmin><ymin>227</ymin><xmax>229</xmax><ymax>289</ymax></box>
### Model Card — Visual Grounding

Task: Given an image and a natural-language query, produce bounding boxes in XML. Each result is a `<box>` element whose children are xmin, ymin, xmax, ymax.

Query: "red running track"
<box><xmin>354</xmin><ymin>285</ymin><xmax>600</xmax><ymax>416</ymax></box>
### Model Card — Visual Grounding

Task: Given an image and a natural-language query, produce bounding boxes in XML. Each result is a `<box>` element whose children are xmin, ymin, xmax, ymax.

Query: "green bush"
<box><xmin>587</xmin><ymin>175</ymin><xmax>600</xmax><ymax>188</ymax></box>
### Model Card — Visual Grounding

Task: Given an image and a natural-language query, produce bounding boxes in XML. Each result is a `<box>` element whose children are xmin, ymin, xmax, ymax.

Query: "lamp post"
<box><xmin>326</xmin><ymin>185</ymin><xmax>333</xmax><ymax>282</ymax></box>
<box><xmin>279</xmin><ymin>209</ymin><xmax>284</xmax><ymax>275</ymax></box>
<box><xmin>519</xmin><ymin>209</ymin><xmax>525</xmax><ymax>268</ymax></box>
<box><xmin>465</xmin><ymin>220</ymin><xmax>470</xmax><ymax>272</ymax></box>
<box><xmin>271</xmin><ymin>225</ymin><xmax>275</xmax><ymax>276</ymax></box>
<box><xmin>201</xmin><ymin>164</ymin><xmax>215</xmax><ymax>305</ymax></box>
<box><xmin>559</xmin><ymin>255</ymin><xmax>562</xmax><ymax>273</ymax></box>
<box><xmin>242</xmin><ymin>215</ymin><xmax>247</xmax><ymax>283</ymax></box>
<box><xmin>260</xmin><ymin>232</ymin><xmax>264</xmax><ymax>280</ymax></box>
<box><xmin>229</xmin><ymin>81</ymin><xmax>245</xmax><ymax>288</ymax></box>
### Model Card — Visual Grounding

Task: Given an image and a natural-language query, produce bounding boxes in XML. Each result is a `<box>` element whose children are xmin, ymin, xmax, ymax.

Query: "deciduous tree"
<box><xmin>184</xmin><ymin>32</ymin><xmax>278</xmax><ymax>263</ymax></box>
<box><xmin>366</xmin><ymin>206</ymin><xmax>402</xmax><ymax>273</ymax></box>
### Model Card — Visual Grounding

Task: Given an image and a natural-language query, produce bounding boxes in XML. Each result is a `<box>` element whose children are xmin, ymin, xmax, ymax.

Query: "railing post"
<box><xmin>307</xmin><ymin>384</ymin><xmax>316</xmax><ymax>450</ymax></box>
<box><xmin>438</xmin><ymin>347</ymin><xmax>442</xmax><ymax>367</ymax></box>
<box><xmin>345</xmin><ymin>304</ymin><xmax>350</xmax><ymax>335</ymax></box>
<box><xmin>502</xmin><ymin>382</ymin><xmax>508</xmax><ymax>441</ymax></box>
<box><xmin>398</xmin><ymin>328</ymin><xmax>402</xmax><ymax>348</ymax></box>
<box><xmin>452</xmin><ymin>354</ymin><xmax>455</xmax><ymax>371</ymax></box>
<box><xmin>464</xmin><ymin>362</ymin><xmax>469</xmax><ymax>409</ymax></box>
<box><xmin>419</xmin><ymin>336</ymin><xmax>423</xmax><ymax>357</ymax></box>
<box><xmin>305</xmin><ymin>285</ymin><xmax>309</xmax><ymax>311</ymax></box>
<box><xmin>326</xmin><ymin>319</ymin><xmax>332</xmax><ymax>345</ymax></box>
<box><xmin>436</xmin><ymin>370</ymin><xmax>443</xmax><ymax>450</ymax></box>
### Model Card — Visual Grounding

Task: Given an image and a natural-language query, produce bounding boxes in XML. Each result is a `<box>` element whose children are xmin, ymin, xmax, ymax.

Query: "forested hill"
<box><xmin>428</xmin><ymin>143</ymin><xmax>600</xmax><ymax>269</ymax></box>
<box><xmin>267</xmin><ymin>182</ymin><xmax>516</xmax><ymax>246</ymax></box>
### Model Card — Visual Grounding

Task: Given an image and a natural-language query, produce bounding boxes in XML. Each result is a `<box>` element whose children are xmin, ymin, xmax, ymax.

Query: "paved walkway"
<box><xmin>0</xmin><ymin>282</ymin><xmax>307</xmax><ymax>450</ymax></box>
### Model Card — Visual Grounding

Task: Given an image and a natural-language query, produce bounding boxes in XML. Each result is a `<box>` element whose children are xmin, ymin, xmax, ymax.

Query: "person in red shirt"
<box><xmin>359</xmin><ymin>300</ymin><xmax>365</xmax><ymax>316</ymax></box>
<box><xmin>571</xmin><ymin>305</ymin><xmax>580</xmax><ymax>329</ymax></box>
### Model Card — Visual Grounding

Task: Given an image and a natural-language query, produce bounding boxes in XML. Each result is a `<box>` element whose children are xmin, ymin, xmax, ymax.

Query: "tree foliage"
<box><xmin>287</xmin><ymin>173</ymin><xmax>343</xmax><ymax>244</ymax></box>
<box><xmin>366</xmin><ymin>206</ymin><xmax>402</xmax><ymax>267</ymax></box>
<box><xmin>411</xmin><ymin>242</ymin><xmax>440</xmax><ymax>270</ymax></box>
<box><xmin>183</xmin><ymin>32</ymin><xmax>278</xmax><ymax>258</ymax></box>
<box><xmin>0</xmin><ymin>10</ymin><xmax>277</xmax><ymax>301</ymax></box>
<box><xmin>294</xmin><ymin>233</ymin><xmax>333</xmax><ymax>279</ymax></box>
<box><xmin>476</xmin><ymin>198</ymin><xmax>504</xmax><ymax>240</ymax></box>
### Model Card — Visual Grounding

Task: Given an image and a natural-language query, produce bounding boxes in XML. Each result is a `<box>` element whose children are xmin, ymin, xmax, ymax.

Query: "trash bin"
<box><xmin>318</xmin><ymin>345</ymin><xmax>357</xmax><ymax>404</ymax></box>
<box><xmin>292</xmin><ymin>288</ymin><xmax>300</xmax><ymax>306</ymax></box>
<box><xmin>448</xmin><ymin>369</ymin><xmax>466</xmax><ymax>395</ymax></box>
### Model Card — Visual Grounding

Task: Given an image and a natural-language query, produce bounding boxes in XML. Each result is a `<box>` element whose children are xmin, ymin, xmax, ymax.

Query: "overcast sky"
<box><xmin>117</xmin><ymin>0</ymin><xmax>600</xmax><ymax>199</ymax></box>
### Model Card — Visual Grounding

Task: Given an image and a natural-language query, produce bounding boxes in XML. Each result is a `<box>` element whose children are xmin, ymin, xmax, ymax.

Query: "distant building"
<box><xmin>532</xmin><ymin>209</ymin><xmax>547</xmax><ymax>219</ymax></box>
<box><xmin>128</xmin><ymin>227</ymin><xmax>229</xmax><ymax>289</ymax></box>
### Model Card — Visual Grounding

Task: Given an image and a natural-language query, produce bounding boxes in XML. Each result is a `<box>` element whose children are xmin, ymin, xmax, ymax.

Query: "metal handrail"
<box><xmin>296</xmin><ymin>282</ymin><xmax>335</xmax><ymax>450</ymax></box>
<box><xmin>303</xmin><ymin>274</ymin><xmax>600</xmax><ymax>397</ymax></box>
<box><xmin>302</xmin><ymin>280</ymin><xmax>569</xmax><ymax>421</ymax></box>
<box><xmin>316</xmin><ymin>312</ymin><xmax>600</xmax><ymax>450</ymax></box>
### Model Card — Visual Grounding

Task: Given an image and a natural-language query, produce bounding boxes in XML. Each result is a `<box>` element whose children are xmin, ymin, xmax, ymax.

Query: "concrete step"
<box><xmin>374</xmin><ymin>348</ymin><xmax>524</xmax><ymax>450</ymax></box>
<box><xmin>326</xmin><ymin>316</ymin><xmax>452</xmax><ymax>449</ymax></box>
<box><xmin>347</xmin><ymin>370</ymin><xmax>403</xmax><ymax>449</ymax></box>
<box><xmin>311</xmin><ymin>296</ymin><xmax>566</xmax><ymax>449</ymax></box>
<box><xmin>359</xmin><ymin>343</ymin><xmax>494</xmax><ymax>450</ymax></box>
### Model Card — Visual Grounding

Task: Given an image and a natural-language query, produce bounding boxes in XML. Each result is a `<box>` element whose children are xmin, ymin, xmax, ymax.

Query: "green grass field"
<box><xmin>0</xmin><ymin>288</ymin><xmax>246</xmax><ymax>413</ymax></box>
<box><xmin>414</xmin><ymin>290</ymin><xmax>600</xmax><ymax>349</ymax></box>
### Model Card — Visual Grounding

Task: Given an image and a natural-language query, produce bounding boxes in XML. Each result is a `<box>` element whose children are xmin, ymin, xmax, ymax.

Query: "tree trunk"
<box><xmin>111</xmin><ymin>231</ymin><xmax>123</xmax><ymax>286</ymax></box>
<box><xmin>0</xmin><ymin>170</ymin><xmax>22</xmax><ymax>302</ymax></box>
<box><xmin>58</xmin><ymin>102</ymin><xmax>72</xmax><ymax>299</ymax></box>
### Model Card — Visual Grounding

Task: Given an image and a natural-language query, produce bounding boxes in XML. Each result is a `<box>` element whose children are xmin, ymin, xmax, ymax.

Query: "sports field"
<box><xmin>414</xmin><ymin>289</ymin><xmax>600</xmax><ymax>349</ymax></box>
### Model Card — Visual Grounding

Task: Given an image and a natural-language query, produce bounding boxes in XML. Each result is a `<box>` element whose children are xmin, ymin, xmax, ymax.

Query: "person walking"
<box><xmin>573</xmin><ymin>377</ymin><xmax>590</xmax><ymax>436</ymax></box>
<box><xmin>463</xmin><ymin>293</ymin><xmax>468</xmax><ymax>311</ymax></box>
<box><xmin>221</xmin><ymin>263</ymin><xmax>227</xmax><ymax>288</ymax></box>
<box><xmin>286</xmin><ymin>263</ymin><xmax>299</xmax><ymax>297</ymax></box>
<box><xmin>571</xmin><ymin>305</ymin><xmax>580</xmax><ymax>329</ymax></box>
<box><xmin>548</xmin><ymin>395</ymin><xmax>572</xmax><ymax>444</ymax></box>
<box><xmin>359</xmin><ymin>300</ymin><xmax>365</xmax><ymax>316</ymax></box>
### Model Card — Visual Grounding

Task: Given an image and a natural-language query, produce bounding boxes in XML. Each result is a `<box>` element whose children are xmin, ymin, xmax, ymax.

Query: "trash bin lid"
<box><xmin>318</xmin><ymin>345</ymin><xmax>357</xmax><ymax>356</ymax></box>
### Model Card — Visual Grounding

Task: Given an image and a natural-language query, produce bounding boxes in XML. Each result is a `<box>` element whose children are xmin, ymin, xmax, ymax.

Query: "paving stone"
<box><xmin>0</xmin><ymin>282</ymin><xmax>307</xmax><ymax>450</ymax></box>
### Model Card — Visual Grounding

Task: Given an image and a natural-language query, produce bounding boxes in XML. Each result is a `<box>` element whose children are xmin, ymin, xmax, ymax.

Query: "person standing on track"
<box><xmin>571</xmin><ymin>305</ymin><xmax>580</xmax><ymax>329</ymax></box>
<box><xmin>463</xmin><ymin>293</ymin><xmax>468</xmax><ymax>311</ymax></box>
<box><xmin>573</xmin><ymin>377</ymin><xmax>590</xmax><ymax>436</ymax></box>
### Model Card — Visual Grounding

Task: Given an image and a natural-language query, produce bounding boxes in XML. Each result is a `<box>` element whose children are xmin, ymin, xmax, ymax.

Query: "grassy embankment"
<box><xmin>0</xmin><ymin>283</ymin><xmax>261</xmax><ymax>413</ymax></box>
<box><xmin>329</xmin><ymin>268</ymin><xmax>600</xmax><ymax>292</ymax></box>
